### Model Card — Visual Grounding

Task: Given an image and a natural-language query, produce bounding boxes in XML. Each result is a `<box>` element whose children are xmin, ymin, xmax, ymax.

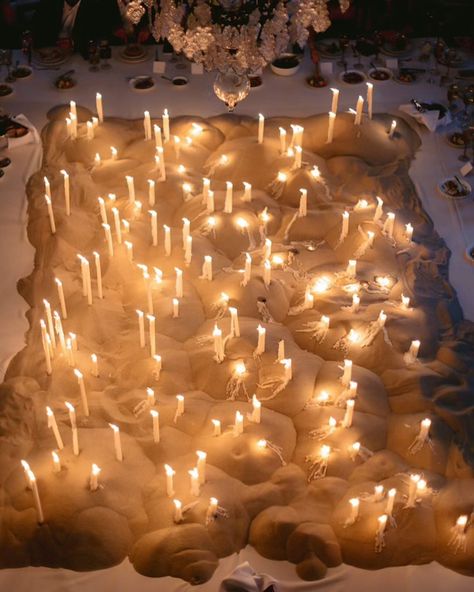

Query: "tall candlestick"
<box><xmin>182</xmin><ymin>218</ymin><xmax>190</xmax><ymax>249</ymax></box>
<box><xmin>184</xmin><ymin>235</ymin><xmax>192</xmax><ymax>265</ymax></box>
<box><xmin>44</xmin><ymin>176</ymin><xmax>51</xmax><ymax>198</ymax></box>
<box><xmin>96</xmin><ymin>93</ymin><xmax>104</xmax><ymax>123</ymax></box>
<box><xmin>90</xmin><ymin>463</ymin><xmax>101</xmax><ymax>491</ymax></box>
<box><xmin>102</xmin><ymin>223</ymin><xmax>114</xmax><ymax>257</ymax></box>
<box><xmin>342</xmin><ymin>399</ymin><xmax>355</xmax><ymax>428</ymax></box>
<box><xmin>109</xmin><ymin>423</ymin><xmax>123</xmax><ymax>461</ymax></box>
<box><xmin>154</xmin><ymin>124</ymin><xmax>162</xmax><ymax>149</ymax></box>
<box><xmin>54</xmin><ymin>278</ymin><xmax>68</xmax><ymax>319</ymax></box>
<box><xmin>256</xmin><ymin>324</ymin><xmax>266</xmax><ymax>355</ymax></box>
<box><xmin>348</xmin><ymin>498</ymin><xmax>359</xmax><ymax>525</ymax></box>
<box><xmin>86</xmin><ymin>120</ymin><xmax>94</xmax><ymax>140</ymax></box>
<box><xmin>202</xmin><ymin>177</ymin><xmax>210</xmax><ymax>202</ymax></box>
<box><xmin>60</xmin><ymin>169</ymin><xmax>71</xmax><ymax>216</ymax></box>
<box><xmin>196</xmin><ymin>450</ymin><xmax>207</xmax><ymax>484</ymax></box>
<box><xmin>46</xmin><ymin>406</ymin><xmax>64</xmax><ymax>449</ymax></box>
<box><xmin>294</xmin><ymin>145</ymin><xmax>302</xmax><ymax>168</ymax></box>
<box><xmin>341</xmin><ymin>210</ymin><xmax>349</xmax><ymax>240</ymax></box>
<box><xmin>263</xmin><ymin>259</ymin><xmax>271</xmax><ymax>287</ymax></box>
<box><xmin>176</xmin><ymin>394</ymin><xmax>184</xmax><ymax>419</ymax></box>
<box><xmin>172</xmin><ymin>297</ymin><xmax>179</xmax><ymax>318</ymax></box>
<box><xmin>144</xmin><ymin>110</ymin><xmax>152</xmax><ymax>140</ymax></box>
<box><xmin>366</xmin><ymin>83</ymin><xmax>373</xmax><ymax>119</ymax></box>
<box><xmin>257</xmin><ymin>113</ymin><xmax>264</xmax><ymax>144</ymax></box>
<box><xmin>382</xmin><ymin>212</ymin><xmax>395</xmax><ymax>238</ymax></box>
<box><xmin>126</xmin><ymin>176</ymin><xmax>135</xmax><ymax>204</ymax></box>
<box><xmin>165</xmin><ymin>464</ymin><xmax>175</xmax><ymax>497</ymax></box>
<box><xmin>406</xmin><ymin>474</ymin><xmax>420</xmax><ymax>507</ymax></box>
<box><xmin>212</xmin><ymin>419</ymin><xmax>221</xmax><ymax>436</ymax></box>
<box><xmin>189</xmin><ymin>467</ymin><xmax>200</xmax><ymax>496</ymax></box>
<box><xmin>251</xmin><ymin>394</ymin><xmax>261</xmax><ymax>423</ymax></box>
<box><xmin>405</xmin><ymin>223</ymin><xmax>414</xmax><ymax>243</ymax></box>
<box><xmin>388</xmin><ymin>119</ymin><xmax>397</xmax><ymax>139</ymax></box>
<box><xmin>327</xmin><ymin>111</ymin><xmax>336</xmax><ymax>143</ymax></box>
<box><xmin>28</xmin><ymin>470</ymin><xmax>44</xmax><ymax>524</ymax></box>
<box><xmin>355</xmin><ymin>96</ymin><xmax>364</xmax><ymax>125</ymax></box>
<box><xmin>148</xmin><ymin>210</ymin><xmax>158</xmax><ymax>247</ymax></box>
<box><xmin>45</xmin><ymin>195</ymin><xmax>56</xmax><ymax>234</ymax></box>
<box><xmin>229</xmin><ymin>306</ymin><xmax>240</xmax><ymax>337</ymax></box>
<box><xmin>279</xmin><ymin>127</ymin><xmax>287</xmax><ymax>154</ymax></box>
<box><xmin>341</xmin><ymin>359</ymin><xmax>352</xmax><ymax>386</ymax></box>
<box><xmin>92</xmin><ymin>251</ymin><xmax>103</xmax><ymax>299</ymax></box>
<box><xmin>162</xmin><ymin>109</ymin><xmax>170</xmax><ymax>142</ymax></box>
<box><xmin>374</xmin><ymin>196</ymin><xmax>384</xmax><ymax>223</ymax></box>
<box><xmin>202</xmin><ymin>255</ymin><xmax>213</xmax><ymax>281</ymax></box>
<box><xmin>206</xmin><ymin>497</ymin><xmax>218</xmax><ymax>523</ymax></box>
<box><xmin>242</xmin><ymin>253</ymin><xmax>252</xmax><ymax>286</ymax></box>
<box><xmin>346</xmin><ymin>259</ymin><xmax>357</xmax><ymax>278</ymax></box>
<box><xmin>213</xmin><ymin>324</ymin><xmax>225</xmax><ymax>362</ymax></box>
<box><xmin>51</xmin><ymin>450</ymin><xmax>61</xmax><ymax>473</ymax></box>
<box><xmin>147</xmin><ymin>314</ymin><xmax>156</xmax><ymax>358</ymax></box>
<box><xmin>173</xmin><ymin>499</ymin><xmax>183</xmax><ymax>523</ymax></box>
<box><xmin>111</xmin><ymin>207</ymin><xmax>122</xmax><ymax>245</ymax></box>
<box><xmin>385</xmin><ymin>488</ymin><xmax>396</xmax><ymax>516</ymax></box>
<box><xmin>233</xmin><ymin>411</ymin><xmax>244</xmax><ymax>437</ymax></box>
<box><xmin>224</xmin><ymin>181</ymin><xmax>233</xmax><ymax>213</ymax></box>
<box><xmin>74</xmin><ymin>369</ymin><xmax>89</xmax><ymax>416</ymax></box>
<box><xmin>98</xmin><ymin>197</ymin><xmax>107</xmax><ymax>224</ymax></box>
<box><xmin>175</xmin><ymin>267</ymin><xmax>183</xmax><ymax>298</ymax></box>
<box><xmin>150</xmin><ymin>409</ymin><xmax>160</xmax><ymax>443</ymax></box>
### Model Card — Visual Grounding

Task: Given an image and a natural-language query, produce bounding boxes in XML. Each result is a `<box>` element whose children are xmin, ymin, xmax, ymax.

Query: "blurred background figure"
<box><xmin>32</xmin><ymin>0</ymin><xmax>121</xmax><ymax>54</ymax></box>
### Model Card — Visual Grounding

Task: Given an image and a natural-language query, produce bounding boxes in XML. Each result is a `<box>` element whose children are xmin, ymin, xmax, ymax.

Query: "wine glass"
<box><xmin>99</xmin><ymin>40</ymin><xmax>112</xmax><ymax>70</ymax></box>
<box><xmin>352</xmin><ymin>38</ymin><xmax>364</xmax><ymax>70</ymax></box>
<box><xmin>213</xmin><ymin>70</ymin><xmax>250</xmax><ymax>112</ymax></box>
<box><xmin>337</xmin><ymin>35</ymin><xmax>350</xmax><ymax>68</ymax></box>
<box><xmin>88</xmin><ymin>41</ymin><xmax>100</xmax><ymax>72</ymax></box>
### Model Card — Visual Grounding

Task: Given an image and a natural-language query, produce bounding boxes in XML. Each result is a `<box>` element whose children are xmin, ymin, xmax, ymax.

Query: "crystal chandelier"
<box><xmin>124</xmin><ymin>0</ymin><xmax>350</xmax><ymax>108</ymax></box>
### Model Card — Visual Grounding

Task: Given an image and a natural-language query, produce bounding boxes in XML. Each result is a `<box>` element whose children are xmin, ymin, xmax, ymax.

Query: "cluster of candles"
<box><xmin>28</xmin><ymin>98</ymin><xmax>442</xmax><ymax>548</ymax></box>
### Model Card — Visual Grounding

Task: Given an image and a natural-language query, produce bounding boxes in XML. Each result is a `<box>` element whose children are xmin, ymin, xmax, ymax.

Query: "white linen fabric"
<box><xmin>0</xmin><ymin>43</ymin><xmax>473</xmax><ymax>591</ymax></box>
<box><xmin>60</xmin><ymin>0</ymin><xmax>82</xmax><ymax>38</ymax></box>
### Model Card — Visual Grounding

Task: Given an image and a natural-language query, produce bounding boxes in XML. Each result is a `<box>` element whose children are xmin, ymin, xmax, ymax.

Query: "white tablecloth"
<box><xmin>0</xmin><ymin>44</ymin><xmax>473</xmax><ymax>590</ymax></box>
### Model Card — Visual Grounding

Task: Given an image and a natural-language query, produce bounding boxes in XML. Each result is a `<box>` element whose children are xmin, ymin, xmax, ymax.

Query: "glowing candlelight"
<box><xmin>401</xmin><ymin>294</ymin><xmax>410</xmax><ymax>310</ymax></box>
<box><xmin>212</xmin><ymin>419</ymin><xmax>221</xmax><ymax>436</ymax></box>
<box><xmin>256</xmin><ymin>325</ymin><xmax>266</xmax><ymax>355</ymax></box>
<box><xmin>341</xmin><ymin>359</ymin><xmax>353</xmax><ymax>386</ymax></box>
<box><xmin>95</xmin><ymin>93</ymin><xmax>103</xmax><ymax>123</ymax></box>
<box><xmin>263</xmin><ymin>259</ymin><xmax>271</xmax><ymax>287</ymax></box>
<box><xmin>162</xmin><ymin>109</ymin><xmax>170</xmax><ymax>142</ymax></box>
<box><xmin>294</xmin><ymin>145</ymin><xmax>302</xmax><ymax>168</ymax></box>
<box><xmin>354</xmin><ymin>96</ymin><xmax>364</xmax><ymax>125</ymax></box>
<box><xmin>27</xmin><ymin>470</ymin><xmax>44</xmax><ymax>524</ymax></box>
<box><xmin>51</xmin><ymin>450</ymin><xmax>61</xmax><ymax>473</ymax></box>
<box><xmin>89</xmin><ymin>463</ymin><xmax>101</xmax><ymax>491</ymax></box>
<box><xmin>229</xmin><ymin>306</ymin><xmax>240</xmax><ymax>337</ymax></box>
<box><xmin>196</xmin><ymin>450</ymin><xmax>207</xmax><ymax>484</ymax></box>
<box><xmin>348</xmin><ymin>497</ymin><xmax>359</xmax><ymax>524</ymax></box>
<box><xmin>405</xmin><ymin>339</ymin><xmax>420</xmax><ymax>364</ymax></box>
<box><xmin>54</xmin><ymin>278</ymin><xmax>67</xmax><ymax>319</ymax></box>
<box><xmin>173</xmin><ymin>499</ymin><xmax>183</xmax><ymax>523</ymax></box>
<box><xmin>341</xmin><ymin>210</ymin><xmax>349</xmax><ymax>240</ymax></box>
<box><xmin>44</xmin><ymin>195</ymin><xmax>56</xmax><ymax>234</ymax></box>
<box><xmin>224</xmin><ymin>181</ymin><xmax>233</xmax><ymax>213</ymax></box>
<box><xmin>298</xmin><ymin>188</ymin><xmax>308</xmax><ymax>217</ymax></box>
<box><xmin>147</xmin><ymin>210</ymin><xmax>158</xmax><ymax>246</ymax></box>
<box><xmin>327</xmin><ymin>111</ymin><xmax>336</xmax><ymax>143</ymax></box>
<box><xmin>175</xmin><ymin>267</ymin><xmax>183</xmax><ymax>298</ymax></box>
<box><xmin>342</xmin><ymin>399</ymin><xmax>355</xmax><ymax>428</ymax></box>
<box><xmin>189</xmin><ymin>467</ymin><xmax>200</xmax><ymax>496</ymax></box>
<box><xmin>90</xmin><ymin>353</ymin><xmax>99</xmax><ymax>377</ymax></box>
<box><xmin>233</xmin><ymin>411</ymin><xmax>244</xmax><ymax>437</ymax></box>
<box><xmin>102</xmin><ymin>223</ymin><xmax>114</xmax><ymax>257</ymax></box>
<box><xmin>213</xmin><ymin>324</ymin><xmax>225</xmax><ymax>362</ymax></box>
<box><xmin>143</xmin><ymin>110</ymin><xmax>152</xmax><ymax>140</ymax></box>
<box><xmin>257</xmin><ymin>113</ymin><xmax>264</xmax><ymax>144</ymax></box>
<box><xmin>375</xmin><ymin>515</ymin><xmax>388</xmax><ymax>552</ymax></box>
<box><xmin>46</xmin><ymin>406</ymin><xmax>64</xmax><ymax>449</ymax></box>
<box><xmin>184</xmin><ymin>235</ymin><xmax>192</xmax><ymax>265</ymax></box>
<box><xmin>74</xmin><ymin>369</ymin><xmax>89</xmax><ymax>416</ymax></box>
<box><xmin>153</xmin><ymin>124</ymin><xmax>162</xmax><ymax>149</ymax></box>
<box><xmin>151</xmin><ymin>409</ymin><xmax>160</xmax><ymax>443</ymax></box>
<box><xmin>165</xmin><ymin>464</ymin><xmax>175</xmax><ymax>497</ymax></box>
<box><xmin>366</xmin><ymin>82</ymin><xmax>373</xmax><ymax>119</ymax></box>
<box><xmin>406</xmin><ymin>474</ymin><xmax>420</xmax><ymax>507</ymax></box>
<box><xmin>59</xmin><ymin>169</ymin><xmax>71</xmax><ymax>216</ymax></box>
<box><xmin>279</xmin><ymin>127</ymin><xmax>287</xmax><ymax>154</ymax></box>
<box><xmin>182</xmin><ymin>218</ymin><xmax>190</xmax><ymax>249</ymax></box>
<box><xmin>382</xmin><ymin>212</ymin><xmax>395</xmax><ymax>239</ymax></box>
<box><xmin>176</xmin><ymin>394</ymin><xmax>184</xmax><ymax>419</ymax></box>
<box><xmin>374</xmin><ymin>196</ymin><xmax>384</xmax><ymax>223</ymax></box>
<box><xmin>109</xmin><ymin>423</ymin><xmax>123</xmax><ymax>462</ymax></box>
<box><xmin>206</xmin><ymin>497</ymin><xmax>219</xmax><ymax>523</ymax></box>
<box><xmin>147</xmin><ymin>314</ymin><xmax>156</xmax><ymax>358</ymax></box>
<box><xmin>346</xmin><ymin>259</ymin><xmax>357</xmax><ymax>278</ymax></box>
<box><xmin>405</xmin><ymin>223</ymin><xmax>413</xmax><ymax>242</ymax></box>
<box><xmin>125</xmin><ymin>176</ymin><xmax>135</xmax><ymax>204</ymax></box>
<box><xmin>388</xmin><ymin>119</ymin><xmax>397</xmax><ymax>138</ymax></box>
<box><xmin>242</xmin><ymin>252</ymin><xmax>252</xmax><ymax>286</ymax></box>
<box><xmin>282</xmin><ymin>358</ymin><xmax>292</xmax><ymax>382</ymax></box>
<box><xmin>386</xmin><ymin>488</ymin><xmax>396</xmax><ymax>516</ymax></box>
<box><xmin>172</xmin><ymin>297</ymin><xmax>179</xmax><ymax>318</ymax></box>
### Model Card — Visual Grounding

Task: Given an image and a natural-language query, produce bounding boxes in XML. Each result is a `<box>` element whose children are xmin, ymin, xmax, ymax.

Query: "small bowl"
<box><xmin>12</xmin><ymin>65</ymin><xmax>33</xmax><ymax>79</ymax></box>
<box><xmin>339</xmin><ymin>69</ymin><xmax>367</xmax><ymax>85</ymax></box>
<box><xmin>54</xmin><ymin>77</ymin><xmax>77</xmax><ymax>91</ymax></box>
<box><xmin>464</xmin><ymin>242</ymin><xmax>474</xmax><ymax>265</ymax></box>
<box><xmin>306</xmin><ymin>76</ymin><xmax>328</xmax><ymax>88</ymax></box>
<box><xmin>271</xmin><ymin>54</ymin><xmax>301</xmax><ymax>76</ymax></box>
<box><xmin>171</xmin><ymin>75</ymin><xmax>189</xmax><ymax>87</ymax></box>
<box><xmin>446</xmin><ymin>132</ymin><xmax>466</xmax><ymax>149</ymax></box>
<box><xmin>0</xmin><ymin>83</ymin><xmax>13</xmax><ymax>98</ymax></box>
<box><xmin>437</xmin><ymin>177</ymin><xmax>471</xmax><ymax>200</ymax></box>
<box><xmin>129</xmin><ymin>76</ymin><xmax>155</xmax><ymax>92</ymax></box>
<box><xmin>368</xmin><ymin>67</ymin><xmax>392</xmax><ymax>82</ymax></box>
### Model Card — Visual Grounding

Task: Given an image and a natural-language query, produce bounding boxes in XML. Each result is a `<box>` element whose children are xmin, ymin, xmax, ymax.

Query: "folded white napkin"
<box><xmin>7</xmin><ymin>114</ymin><xmax>40</xmax><ymax>149</ymax></box>
<box><xmin>398</xmin><ymin>103</ymin><xmax>452</xmax><ymax>132</ymax></box>
<box><xmin>219</xmin><ymin>561</ymin><xmax>280</xmax><ymax>592</ymax></box>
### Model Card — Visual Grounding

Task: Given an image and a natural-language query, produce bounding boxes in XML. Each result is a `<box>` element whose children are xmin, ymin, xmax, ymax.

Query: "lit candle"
<box><xmin>346</xmin><ymin>259</ymin><xmax>357</xmax><ymax>278</ymax></box>
<box><xmin>96</xmin><ymin>93</ymin><xmax>103</xmax><ymax>123</ymax></box>
<box><xmin>176</xmin><ymin>394</ymin><xmax>184</xmax><ymax>418</ymax></box>
<box><xmin>242</xmin><ymin>253</ymin><xmax>252</xmax><ymax>286</ymax></box>
<box><xmin>342</xmin><ymin>399</ymin><xmax>355</xmax><ymax>428</ymax></box>
<box><xmin>102</xmin><ymin>223</ymin><xmax>114</xmax><ymax>257</ymax></box>
<box><xmin>233</xmin><ymin>411</ymin><xmax>244</xmax><ymax>437</ymax></box>
<box><xmin>212</xmin><ymin>419</ymin><xmax>221</xmax><ymax>436</ymax></box>
<box><xmin>173</xmin><ymin>499</ymin><xmax>183</xmax><ymax>523</ymax></box>
<box><xmin>97</xmin><ymin>197</ymin><xmax>107</xmax><ymax>224</ymax></box>
<box><xmin>385</xmin><ymin>488</ymin><xmax>396</xmax><ymax>516</ymax></box>
<box><xmin>172</xmin><ymin>297</ymin><xmax>179</xmax><ymax>318</ymax></box>
<box><xmin>213</xmin><ymin>324</ymin><xmax>225</xmax><ymax>362</ymax></box>
<box><xmin>144</xmin><ymin>110</ymin><xmax>152</xmax><ymax>140</ymax></box>
<box><xmin>92</xmin><ymin>251</ymin><xmax>103</xmax><ymax>299</ymax></box>
<box><xmin>86</xmin><ymin>120</ymin><xmax>94</xmax><ymax>140</ymax></box>
<box><xmin>277</xmin><ymin>339</ymin><xmax>285</xmax><ymax>362</ymax></box>
<box><xmin>341</xmin><ymin>210</ymin><xmax>349</xmax><ymax>240</ymax></box>
<box><xmin>43</xmin><ymin>299</ymin><xmax>56</xmax><ymax>349</ymax></box>
<box><xmin>189</xmin><ymin>467</ymin><xmax>200</xmax><ymax>496</ymax></box>
<box><xmin>40</xmin><ymin>323</ymin><xmax>52</xmax><ymax>375</ymax></box>
<box><xmin>351</xmin><ymin>293</ymin><xmax>360</xmax><ymax>312</ymax></box>
<box><xmin>256</xmin><ymin>324</ymin><xmax>266</xmax><ymax>355</ymax></box>
<box><xmin>202</xmin><ymin>255</ymin><xmax>213</xmax><ymax>281</ymax></box>
<box><xmin>162</xmin><ymin>109</ymin><xmax>170</xmax><ymax>142</ymax></box>
<box><xmin>224</xmin><ymin>181</ymin><xmax>233</xmax><ymax>213</ymax></box>
<box><xmin>282</xmin><ymin>358</ymin><xmax>292</xmax><ymax>382</ymax></box>
<box><xmin>54</xmin><ymin>278</ymin><xmax>67</xmax><ymax>319</ymax></box>
<box><xmin>206</xmin><ymin>497</ymin><xmax>218</xmax><ymax>523</ymax></box>
<box><xmin>294</xmin><ymin>145</ymin><xmax>302</xmax><ymax>168</ymax></box>
<box><xmin>291</xmin><ymin>124</ymin><xmax>304</xmax><ymax>147</ymax></box>
<box><xmin>184</xmin><ymin>235</ymin><xmax>192</xmax><ymax>265</ymax></box>
<box><xmin>162</xmin><ymin>224</ymin><xmax>171</xmax><ymax>256</ymax></box>
<box><xmin>251</xmin><ymin>394</ymin><xmax>261</xmax><ymax>423</ymax></box>
<box><xmin>70</xmin><ymin>113</ymin><xmax>77</xmax><ymax>139</ymax></box>
<box><xmin>257</xmin><ymin>113</ymin><xmax>264</xmax><ymax>144</ymax></box>
<box><xmin>150</xmin><ymin>409</ymin><xmax>160</xmax><ymax>443</ymax></box>
<box><xmin>89</xmin><ymin>463</ymin><xmax>101</xmax><ymax>491</ymax></box>
<box><xmin>375</xmin><ymin>515</ymin><xmax>388</xmax><ymax>551</ymax></box>
<box><xmin>330</xmin><ymin>87</ymin><xmax>339</xmax><ymax>112</ymax></box>
<box><xmin>153</xmin><ymin>124</ymin><xmax>163</xmax><ymax>150</ymax></box>
<box><xmin>327</xmin><ymin>111</ymin><xmax>336</xmax><ymax>143</ymax></box>
<box><xmin>44</xmin><ymin>175</ymin><xmax>51</xmax><ymax>198</ymax></box>
<box><xmin>66</xmin><ymin>117</ymin><xmax>72</xmax><ymax>138</ymax></box>
<box><xmin>110</xmin><ymin>207</ymin><xmax>122</xmax><ymax>246</ymax></box>
<box><xmin>124</xmin><ymin>240</ymin><xmax>133</xmax><ymax>262</ymax></box>
<box><xmin>51</xmin><ymin>451</ymin><xmax>61</xmax><ymax>473</ymax></box>
<box><xmin>196</xmin><ymin>450</ymin><xmax>207</xmax><ymax>484</ymax></box>
<box><xmin>388</xmin><ymin>119</ymin><xmax>397</xmax><ymax>139</ymax></box>
<box><xmin>341</xmin><ymin>359</ymin><xmax>353</xmax><ymax>386</ymax></box>
<box><xmin>348</xmin><ymin>497</ymin><xmax>359</xmax><ymax>524</ymax></box>
<box><xmin>378</xmin><ymin>310</ymin><xmax>387</xmax><ymax>328</ymax></box>
<box><xmin>279</xmin><ymin>127</ymin><xmax>287</xmax><ymax>154</ymax></box>
<box><xmin>367</xmin><ymin>230</ymin><xmax>375</xmax><ymax>248</ymax></box>
<box><xmin>229</xmin><ymin>306</ymin><xmax>240</xmax><ymax>337</ymax></box>
<box><xmin>405</xmin><ymin>339</ymin><xmax>420</xmax><ymax>364</ymax></box>
<box><xmin>46</xmin><ymin>406</ymin><xmax>64</xmax><ymax>449</ymax></box>
<box><xmin>407</xmin><ymin>474</ymin><xmax>420</xmax><ymax>507</ymax></box>
<box><xmin>74</xmin><ymin>369</ymin><xmax>89</xmax><ymax>416</ymax></box>
<box><xmin>147</xmin><ymin>314</ymin><xmax>156</xmax><ymax>358</ymax></box>
<box><xmin>110</xmin><ymin>146</ymin><xmax>118</xmax><ymax>161</ymax></box>
<box><xmin>355</xmin><ymin>96</ymin><xmax>364</xmax><ymax>125</ymax></box>
<box><xmin>382</xmin><ymin>212</ymin><xmax>395</xmax><ymax>238</ymax></box>
<box><xmin>374</xmin><ymin>485</ymin><xmax>384</xmax><ymax>502</ymax></box>
<box><xmin>109</xmin><ymin>423</ymin><xmax>123</xmax><ymax>461</ymax></box>
<box><xmin>366</xmin><ymin>82</ymin><xmax>373</xmax><ymax>119</ymax></box>
<box><xmin>175</xmin><ymin>267</ymin><xmax>183</xmax><ymax>298</ymax></box>
<box><xmin>202</xmin><ymin>177</ymin><xmax>210</xmax><ymax>202</ymax></box>
<box><xmin>148</xmin><ymin>210</ymin><xmax>158</xmax><ymax>246</ymax></box>
<box><xmin>182</xmin><ymin>218</ymin><xmax>190</xmax><ymax>249</ymax></box>
<box><xmin>27</xmin><ymin>470</ymin><xmax>44</xmax><ymax>524</ymax></box>
<box><xmin>60</xmin><ymin>170</ymin><xmax>71</xmax><ymax>216</ymax></box>
<box><xmin>374</xmin><ymin>196</ymin><xmax>384</xmax><ymax>223</ymax></box>
<box><xmin>45</xmin><ymin>195</ymin><xmax>56</xmax><ymax>234</ymax></box>
<box><xmin>125</xmin><ymin>176</ymin><xmax>135</xmax><ymax>204</ymax></box>
<box><xmin>164</xmin><ymin>464</ymin><xmax>175</xmax><ymax>497</ymax></box>
<box><xmin>401</xmin><ymin>294</ymin><xmax>410</xmax><ymax>310</ymax></box>
<box><xmin>174</xmin><ymin>135</ymin><xmax>181</xmax><ymax>159</ymax></box>
<box><xmin>405</xmin><ymin>223</ymin><xmax>413</xmax><ymax>242</ymax></box>
<box><xmin>238</xmin><ymin>183</ymin><xmax>251</xmax><ymax>207</ymax></box>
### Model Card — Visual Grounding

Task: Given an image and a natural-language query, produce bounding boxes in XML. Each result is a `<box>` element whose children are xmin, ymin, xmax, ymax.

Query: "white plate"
<box><xmin>437</xmin><ymin>177</ymin><xmax>471</xmax><ymax>200</ymax></box>
<box><xmin>338</xmin><ymin>69</ymin><xmax>367</xmax><ymax>85</ymax></box>
<box><xmin>270</xmin><ymin>54</ymin><xmax>301</xmax><ymax>76</ymax></box>
<box><xmin>129</xmin><ymin>76</ymin><xmax>156</xmax><ymax>92</ymax></box>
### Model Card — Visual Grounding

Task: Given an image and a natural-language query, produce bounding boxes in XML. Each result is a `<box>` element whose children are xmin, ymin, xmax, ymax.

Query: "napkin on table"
<box><xmin>219</xmin><ymin>561</ymin><xmax>280</xmax><ymax>592</ymax></box>
<box><xmin>7</xmin><ymin>114</ymin><xmax>40</xmax><ymax>149</ymax></box>
<box><xmin>398</xmin><ymin>103</ymin><xmax>452</xmax><ymax>132</ymax></box>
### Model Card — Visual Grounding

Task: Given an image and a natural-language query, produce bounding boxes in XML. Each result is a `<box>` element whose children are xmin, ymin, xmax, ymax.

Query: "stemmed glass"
<box><xmin>337</xmin><ymin>35</ymin><xmax>350</xmax><ymax>68</ymax></box>
<box><xmin>458</xmin><ymin>127</ymin><xmax>473</xmax><ymax>162</ymax></box>
<box><xmin>99</xmin><ymin>40</ymin><xmax>112</xmax><ymax>70</ymax></box>
<box><xmin>88</xmin><ymin>41</ymin><xmax>100</xmax><ymax>72</ymax></box>
<box><xmin>352</xmin><ymin>38</ymin><xmax>364</xmax><ymax>70</ymax></box>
